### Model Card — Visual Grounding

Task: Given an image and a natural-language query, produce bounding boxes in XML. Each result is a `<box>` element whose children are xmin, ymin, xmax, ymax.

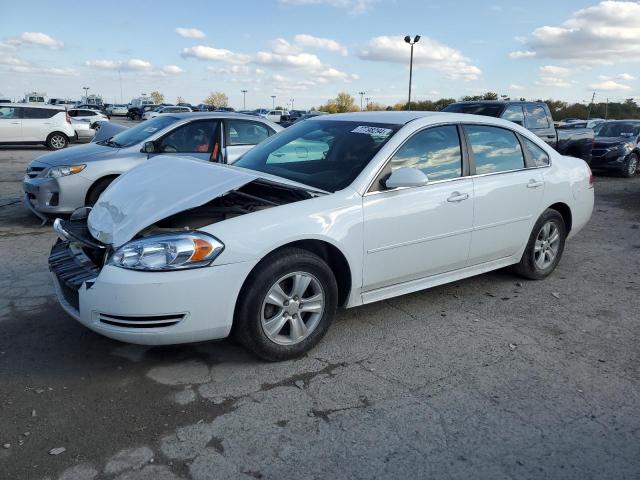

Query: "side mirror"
<box><xmin>383</xmin><ymin>167</ymin><xmax>429</xmax><ymax>189</ymax></box>
<box><xmin>142</xmin><ymin>141</ymin><xmax>156</xmax><ymax>154</ymax></box>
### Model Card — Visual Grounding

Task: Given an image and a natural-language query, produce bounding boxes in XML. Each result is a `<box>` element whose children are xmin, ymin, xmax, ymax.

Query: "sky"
<box><xmin>1</xmin><ymin>0</ymin><xmax>639</xmax><ymax>109</ymax></box>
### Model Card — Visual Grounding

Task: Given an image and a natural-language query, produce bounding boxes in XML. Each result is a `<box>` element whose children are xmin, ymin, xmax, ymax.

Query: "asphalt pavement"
<box><xmin>0</xmin><ymin>136</ymin><xmax>639</xmax><ymax>479</ymax></box>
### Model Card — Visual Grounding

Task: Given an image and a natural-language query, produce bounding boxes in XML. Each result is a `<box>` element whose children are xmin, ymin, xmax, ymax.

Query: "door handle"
<box><xmin>10</xmin><ymin>122</ymin><xmax>20</xmax><ymax>124</ymax></box>
<box><xmin>447</xmin><ymin>192</ymin><xmax>469</xmax><ymax>203</ymax></box>
<box><xmin>527</xmin><ymin>179</ymin><xmax>544</xmax><ymax>188</ymax></box>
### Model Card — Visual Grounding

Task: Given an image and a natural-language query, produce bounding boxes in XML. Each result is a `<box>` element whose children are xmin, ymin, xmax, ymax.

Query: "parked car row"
<box><xmin>42</xmin><ymin>111</ymin><xmax>594</xmax><ymax>361</ymax></box>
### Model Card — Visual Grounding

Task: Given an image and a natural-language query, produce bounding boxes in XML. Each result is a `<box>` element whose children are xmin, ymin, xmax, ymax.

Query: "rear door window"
<box><xmin>524</xmin><ymin>104</ymin><xmax>550</xmax><ymax>129</ymax></box>
<box><xmin>227</xmin><ymin>120</ymin><xmax>272</xmax><ymax>146</ymax></box>
<box><xmin>0</xmin><ymin>106</ymin><xmax>21</xmax><ymax>119</ymax></box>
<box><xmin>23</xmin><ymin>108</ymin><xmax>59</xmax><ymax>119</ymax></box>
<box><xmin>465</xmin><ymin>124</ymin><xmax>525</xmax><ymax>174</ymax></box>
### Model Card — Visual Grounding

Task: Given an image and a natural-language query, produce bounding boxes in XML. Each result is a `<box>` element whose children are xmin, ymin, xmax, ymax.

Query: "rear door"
<box><xmin>0</xmin><ymin>106</ymin><xmax>22</xmax><ymax>141</ymax></box>
<box><xmin>22</xmin><ymin>107</ymin><xmax>59</xmax><ymax>141</ymax></box>
<box><xmin>154</xmin><ymin>119</ymin><xmax>222</xmax><ymax>162</ymax></box>
<box><xmin>224</xmin><ymin>119</ymin><xmax>274</xmax><ymax>163</ymax></box>
<box><xmin>464</xmin><ymin>124</ymin><xmax>545</xmax><ymax>265</ymax></box>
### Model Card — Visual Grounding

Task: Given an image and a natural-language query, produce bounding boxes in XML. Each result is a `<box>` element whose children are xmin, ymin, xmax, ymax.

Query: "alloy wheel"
<box><xmin>533</xmin><ymin>221</ymin><xmax>560</xmax><ymax>270</ymax></box>
<box><xmin>50</xmin><ymin>135</ymin><xmax>66</xmax><ymax>149</ymax></box>
<box><xmin>628</xmin><ymin>156</ymin><xmax>638</xmax><ymax>176</ymax></box>
<box><xmin>261</xmin><ymin>271</ymin><xmax>325</xmax><ymax>345</ymax></box>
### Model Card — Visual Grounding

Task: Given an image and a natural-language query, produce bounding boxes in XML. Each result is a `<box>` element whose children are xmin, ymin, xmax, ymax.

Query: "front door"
<box><xmin>362</xmin><ymin>124</ymin><xmax>474</xmax><ymax>291</ymax></box>
<box><xmin>0</xmin><ymin>106</ymin><xmax>22</xmax><ymax>141</ymax></box>
<box><xmin>154</xmin><ymin>119</ymin><xmax>222</xmax><ymax>162</ymax></box>
<box><xmin>224</xmin><ymin>119</ymin><xmax>273</xmax><ymax>163</ymax></box>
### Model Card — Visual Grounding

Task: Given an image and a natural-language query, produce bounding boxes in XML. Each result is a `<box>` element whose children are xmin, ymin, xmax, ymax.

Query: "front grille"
<box><xmin>98</xmin><ymin>313</ymin><xmax>185</xmax><ymax>329</ymax></box>
<box><xmin>49</xmin><ymin>240</ymin><xmax>99</xmax><ymax>309</ymax></box>
<box><xmin>26</xmin><ymin>166</ymin><xmax>45</xmax><ymax>179</ymax></box>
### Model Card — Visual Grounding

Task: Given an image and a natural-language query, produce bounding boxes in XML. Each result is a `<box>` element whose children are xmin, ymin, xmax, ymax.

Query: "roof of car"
<box><xmin>311</xmin><ymin>110</ymin><xmax>464</xmax><ymax>126</ymax></box>
<box><xmin>3</xmin><ymin>103</ymin><xmax>65</xmax><ymax>110</ymax></box>
<box><xmin>450</xmin><ymin>100</ymin><xmax>542</xmax><ymax>105</ymax></box>
<box><xmin>171</xmin><ymin>111</ymin><xmax>273</xmax><ymax>120</ymax></box>
<box><xmin>600</xmin><ymin>119</ymin><xmax>640</xmax><ymax>123</ymax></box>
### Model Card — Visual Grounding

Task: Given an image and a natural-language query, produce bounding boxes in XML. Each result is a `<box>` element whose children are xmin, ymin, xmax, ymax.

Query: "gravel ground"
<box><xmin>0</xmin><ymin>137</ymin><xmax>639</xmax><ymax>480</ymax></box>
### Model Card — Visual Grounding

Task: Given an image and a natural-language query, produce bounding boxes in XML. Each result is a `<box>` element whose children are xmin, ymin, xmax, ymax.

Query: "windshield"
<box><xmin>234</xmin><ymin>120</ymin><xmax>399</xmax><ymax>192</ymax></box>
<box><xmin>442</xmin><ymin>103</ymin><xmax>505</xmax><ymax>117</ymax></box>
<box><xmin>106</xmin><ymin>116</ymin><xmax>178</xmax><ymax>147</ymax></box>
<box><xmin>595</xmin><ymin>122</ymin><xmax>640</xmax><ymax>138</ymax></box>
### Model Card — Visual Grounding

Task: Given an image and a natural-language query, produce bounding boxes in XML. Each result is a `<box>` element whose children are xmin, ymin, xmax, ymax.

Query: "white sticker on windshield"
<box><xmin>143</xmin><ymin>127</ymin><xmax>158</xmax><ymax>133</ymax></box>
<box><xmin>351</xmin><ymin>126</ymin><xmax>393</xmax><ymax>137</ymax></box>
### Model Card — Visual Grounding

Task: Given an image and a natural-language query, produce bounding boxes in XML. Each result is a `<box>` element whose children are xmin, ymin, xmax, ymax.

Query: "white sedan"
<box><xmin>49</xmin><ymin>112</ymin><xmax>594</xmax><ymax>361</ymax></box>
<box><xmin>142</xmin><ymin>105</ymin><xmax>192</xmax><ymax>120</ymax></box>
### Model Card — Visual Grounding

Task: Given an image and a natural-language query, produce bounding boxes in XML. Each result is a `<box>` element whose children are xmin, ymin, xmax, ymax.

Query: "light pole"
<box><xmin>241</xmin><ymin>90</ymin><xmax>248</xmax><ymax>110</ymax></box>
<box><xmin>404</xmin><ymin>35</ymin><xmax>421</xmax><ymax>111</ymax></box>
<box><xmin>271</xmin><ymin>95</ymin><xmax>276</xmax><ymax>109</ymax></box>
<box><xmin>290</xmin><ymin>98</ymin><xmax>294</xmax><ymax>111</ymax></box>
<box><xmin>358</xmin><ymin>91</ymin><xmax>366</xmax><ymax>111</ymax></box>
<box><xmin>83</xmin><ymin>86</ymin><xmax>89</xmax><ymax>102</ymax></box>
<box><xmin>365</xmin><ymin>96</ymin><xmax>371</xmax><ymax>110</ymax></box>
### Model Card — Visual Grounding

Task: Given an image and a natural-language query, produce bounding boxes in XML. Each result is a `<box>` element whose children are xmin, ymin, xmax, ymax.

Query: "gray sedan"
<box><xmin>23</xmin><ymin>112</ymin><xmax>281</xmax><ymax>218</ymax></box>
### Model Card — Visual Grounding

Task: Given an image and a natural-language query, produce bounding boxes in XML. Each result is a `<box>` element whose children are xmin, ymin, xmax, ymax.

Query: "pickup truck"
<box><xmin>442</xmin><ymin>101</ymin><xmax>594</xmax><ymax>162</ymax></box>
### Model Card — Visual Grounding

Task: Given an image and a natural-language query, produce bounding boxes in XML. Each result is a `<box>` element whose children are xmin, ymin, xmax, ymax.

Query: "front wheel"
<box><xmin>46</xmin><ymin>132</ymin><xmax>68</xmax><ymax>150</ymax></box>
<box><xmin>622</xmin><ymin>153</ymin><xmax>638</xmax><ymax>178</ymax></box>
<box><xmin>513</xmin><ymin>209</ymin><xmax>566</xmax><ymax>280</ymax></box>
<box><xmin>234</xmin><ymin>248</ymin><xmax>338</xmax><ymax>361</ymax></box>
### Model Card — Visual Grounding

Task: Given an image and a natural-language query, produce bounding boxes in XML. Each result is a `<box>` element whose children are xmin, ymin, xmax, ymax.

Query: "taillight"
<box><xmin>587</xmin><ymin>164</ymin><xmax>594</xmax><ymax>188</ymax></box>
<box><xmin>65</xmin><ymin>110</ymin><xmax>70</xmax><ymax>124</ymax></box>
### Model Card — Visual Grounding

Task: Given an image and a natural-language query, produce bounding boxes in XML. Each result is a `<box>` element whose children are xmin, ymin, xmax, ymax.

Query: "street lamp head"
<box><xmin>414</xmin><ymin>35</ymin><xmax>421</xmax><ymax>43</ymax></box>
<box><xmin>404</xmin><ymin>35</ymin><xmax>411</xmax><ymax>44</ymax></box>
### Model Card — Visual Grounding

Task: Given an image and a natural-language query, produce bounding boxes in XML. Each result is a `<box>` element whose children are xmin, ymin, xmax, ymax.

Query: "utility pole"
<box><xmin>83</xmin><ymin>86</ymin><xmax>89</xmax><ymax>102</ymax></box>
<box><xmin>290</xmin><ymin>98</ymin><xmax>294</xmax><ymax>110</ymax></box>
<box><xmin>358</xmin><ymin>91</ymin><xmax>366</xmax><ymax>111</ymax></box>
<box><xmin>271</xmin><ymin>95</ymin><xmax>276</xmax><ymax>109</ymax></box>
<box><xmin>241</xmin><ymin>90</ymin><xmax>248</xmax><ymax>110</ymax></box>
<box><xmin>404</xmin><ymin>35</ymin><xmax>421</xmax><ymax>111</ymax></box>
<box><xmin>365</xmin><ymin>96</ymin><xmax>371</xmax><ymax>110</ymax></box>
<box><xmin>605</xmin><ymin>98</ymin><xmax>609</xmax><ymax>120</ymax></box>
<box><xmin>118</xmin><ymin>69</ymin><xmax>123</xmax><ymax>103</ymax></box>
<box><xmin>587</xmin><ymin>91</ymin><xmax>596</xmax><ymax>120</ymax></box>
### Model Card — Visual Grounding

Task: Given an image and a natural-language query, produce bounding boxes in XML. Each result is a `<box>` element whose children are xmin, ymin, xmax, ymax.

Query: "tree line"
<box><xmin>317</xmin><ymin>92</ymin><xmax>640</xmax><ymax>120</ymax></box>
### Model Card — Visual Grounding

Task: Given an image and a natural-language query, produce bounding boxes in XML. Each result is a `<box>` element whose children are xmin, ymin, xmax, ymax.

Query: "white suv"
<box><xmin>0</xmin><ymin>104</ymin><xmax>77</xmax><ymax>150</ymax></box>
<box><xmin>142</xmin><ymin>105</ymin><xmax>192</xmax><ymax>120</ymax></box>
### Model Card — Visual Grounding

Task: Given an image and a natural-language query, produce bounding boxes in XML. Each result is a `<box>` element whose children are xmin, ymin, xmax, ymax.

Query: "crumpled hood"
<box><xmin>32</xmin><ymin>142</ymin><xmax>116</xmax><ymax>167</ymax></box>
<box><xmin>92</xmin><ymin>121</ymin><xmax>128</xmax><ymax>143</ymax></box>
<box><xmin>88</xmin><ymin>156</ymin><xmax>260</xmax><ymax>247</ymax></box>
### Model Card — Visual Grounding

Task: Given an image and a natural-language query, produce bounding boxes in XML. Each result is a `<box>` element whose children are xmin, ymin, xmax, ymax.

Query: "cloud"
<box><xmin>535</xmin><ymin>77</ymin><xmax>572</xmax><ymax>88</ymax></box>
<box><xmin>509</xmin><ymin>50</ymin><xmax>536</xmax><ymax>59</ymax></box>
<box><xmin>269</xmin><ymin>38</ymin><xmax>302</xmax><ymax>55</ymax></box>
<box><xmin>0</xmin><ymin>55</ymin><xmax>30</xmax><ymax>66</ymax></box>
<box><xmin>85</xmin><ymin>58</ymin><xmax>153</xmax><ymax>71</ymax></box>
<box><xmin>617</xmin><ymin>73</ymin><xmax>636</xmax><ymax>81</ymax></box>
<box><xmin>15</xmin><ymin>32</ymin><xmax>63</xmax><ymax>49</ymax></box>
<box><xmin>9</xmin><ymin>65</ymin><xmax>79</xmax><ymax>76</ymax></box>
<box><xmin>294</xmin><ymin>34</ymin><xmax>348</xmax><ymax>55</ymax></box>
<box><xmin>161</xmin><ymin>65</ymin><xmax>183</xmax><ymax>75</ymax></box>
<box><xmin>175</xmin><ymin>27</ymin><xmax>206</xmax><ymax>39</ymax></box>
<box><xmin>539</xmin><ymin>65</ymin><xmax>571</xmax><ymax>77</ymax></box>
<box><xmin>358</xmin><ymin>35</ymin><xmax>481</xmax><ymax>81</ymax></box>
<box><xmin>278</xmin><ymin>0</ymin><xmax>376</xmax><ymax>15</ymax></box>
<box><xmin>181</xmin><ymin>45</ymin><xmax>250</xmax><ymax>64</ymax></box>
<box><xmin>509</xmin><ymin>84</ymin><xmax>525</xmax><ymax>91</ymax></box>
<box><xmin>512</xmin><ymin>1</ymin><xmax>640</xmax><ymax>63</ymax></box>
<box><xmin>589</xmin><ymin>80</ymin><xmax>632</xmax><ymax>91</ymax></box>
<box><xmin>254</xmin><ymin>51</ymin><xmax>323</xmax><ymax>69</ymax></box>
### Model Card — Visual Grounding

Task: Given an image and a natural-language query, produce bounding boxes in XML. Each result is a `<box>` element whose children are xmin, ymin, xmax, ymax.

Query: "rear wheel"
<box><xmin>513</xmin><ymin>209</ymin><xmax>566</xmax><ymax>280</ymax></box>
<box><xmin>622</xmin><ymin>153</ymin><xmax>638</xmax><ymax>178</ymax></box>
<box><xmin>86</xmin><ymin>176</ymin><xmax>117</xmax><ymax>206</ymax></box>
<box><xmin>46</xmin><ymin>132</ymin><xmax>68</xmax><ymax>150</ymax></box>
<box><xmin>234</xmin><ymin>248</ymin><xmax>337</xmax><ymax>361</ymax></box>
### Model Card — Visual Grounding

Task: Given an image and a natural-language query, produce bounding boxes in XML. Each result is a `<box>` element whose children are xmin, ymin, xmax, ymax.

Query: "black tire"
<box><xmin>233</xmin><ymin>247</ymin><xmax>338</xmax><ymax>361</ymax></box>
<box><xmin>621</xmin><ymin>153</ymin><xmax>638</xmax><ymax>178</ymax></box>
<box><xmin>46</xmin><ymin>132</ymin><xmax>68</xmax><ymax>150</ymax></box>
<box><xmin>513</xmin><ymin>209</ymin><xmax>567</xmax><ymax>280</ymax></box>
<box><xmin>86</xmin><ymin>176</ymin><xmax>117</xmax><ymax>206</ymax></box>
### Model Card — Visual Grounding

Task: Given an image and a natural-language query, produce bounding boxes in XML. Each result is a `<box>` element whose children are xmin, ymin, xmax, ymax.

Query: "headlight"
<box><xmin>108</xmin><ymin>232</ymin><xmax>224</xmax><ymax>271</ymax></box>
<box><xmin>46</xmin><ymin>165</ymin><xmax>86</xmax><ymax>178</ymax></box>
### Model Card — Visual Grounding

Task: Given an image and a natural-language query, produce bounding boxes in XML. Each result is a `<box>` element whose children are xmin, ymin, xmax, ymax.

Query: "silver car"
<box><xmin>23</xmin><ymin>112</ymin><xmax>281</xmax><ymax>219</ymax></box>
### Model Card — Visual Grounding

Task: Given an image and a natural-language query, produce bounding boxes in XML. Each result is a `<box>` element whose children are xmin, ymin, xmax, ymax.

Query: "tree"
<box><xmin>318</xmin><ymin>92</ymin><xmax>359</xmax><ymax>113</ymax></box>
<box><xmin>149</xmin><ymin>91</ymin><xmax>164</xmax><ymax>104</ymax></box>
<box><xmin>204</xmin><ymin>92</ymin><xmax>229</xmax><ymax>108</ymax></box>
<box><xmin>176</xmin><ymin>96</ymin><xmax>185</xmax><ymax>104</ymax></box>
<box><xmin>483</xmin><ymin>92</ymin><xmax>499</xmax><ymax>100</ymax></box>
<box><xmin>366</xmin><ymin>102</ymin><xmax>386</xmax><ymax>111</ymax></box>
